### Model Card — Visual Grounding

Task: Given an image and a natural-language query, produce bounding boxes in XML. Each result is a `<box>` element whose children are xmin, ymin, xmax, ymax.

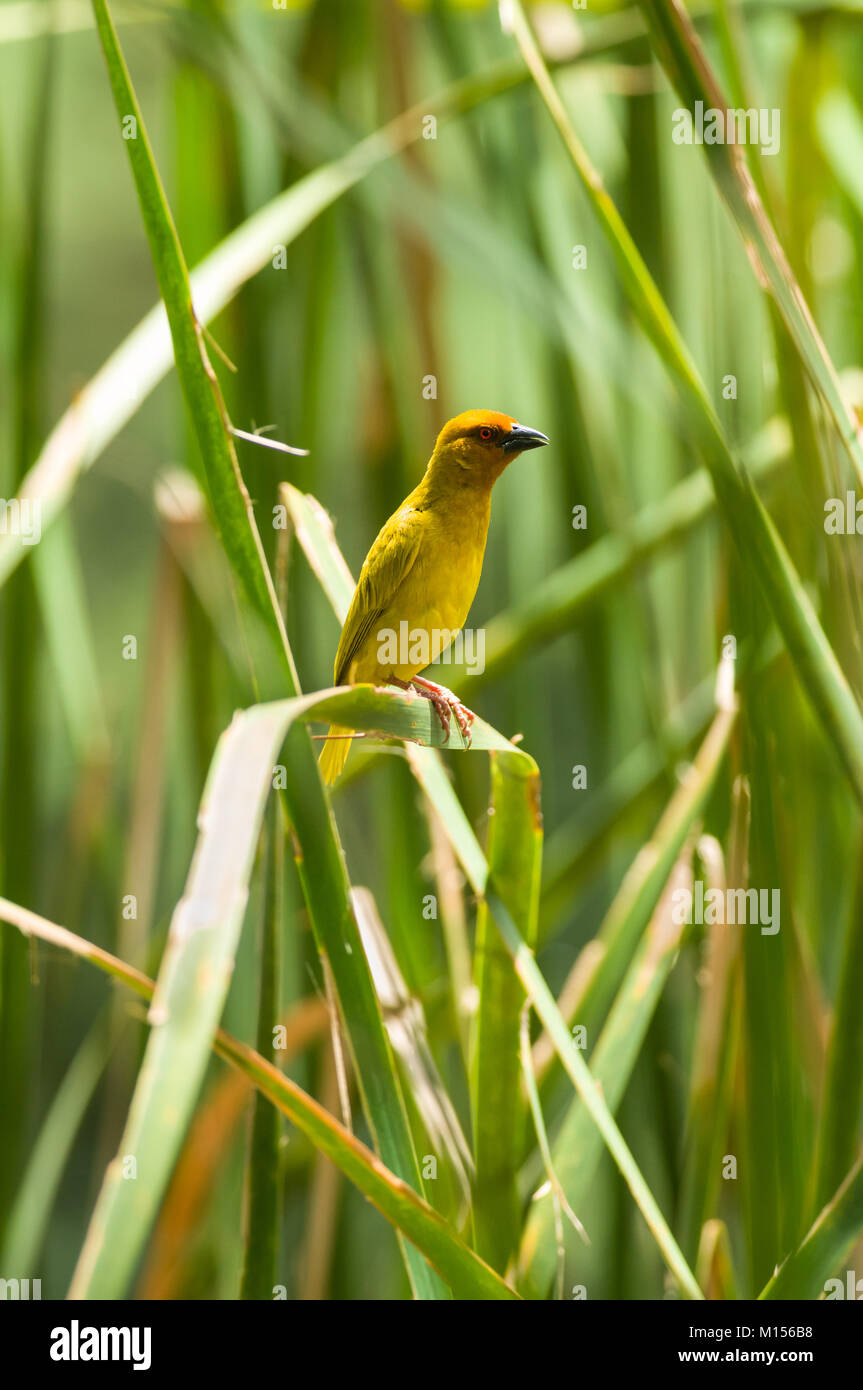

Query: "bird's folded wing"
<box><xmin>334</xmin><ymin>507</ymin><xmax>425</xmax><ymax>684</ymax></box>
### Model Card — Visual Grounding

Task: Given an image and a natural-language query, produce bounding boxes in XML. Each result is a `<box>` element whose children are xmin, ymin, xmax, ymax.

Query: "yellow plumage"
<box><xmin>319</xmin><ymin>409</ymin><xmax>549</xmax><ymax>783</ymax></box>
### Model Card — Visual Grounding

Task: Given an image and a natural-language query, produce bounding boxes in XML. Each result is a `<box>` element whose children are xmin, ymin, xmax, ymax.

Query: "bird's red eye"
<box><xmin>480</xmin><ymin>427</ymin><xmax>493</xmax><ymax>440</ymax></box>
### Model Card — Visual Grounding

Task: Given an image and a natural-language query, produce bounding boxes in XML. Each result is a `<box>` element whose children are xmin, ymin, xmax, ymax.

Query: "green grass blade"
<box><xmin>536</xmin><ymin>690</ymin><xmax>737</xmax><ymax>1078</ymax></box>
<box><xmin>639</xmin><ymin>0</ymin><xmax>863</xmax><ymax>488</ymax></box>
<box><xmin>69</xmin><ymin>677</ymin><xmax>500</xmax><ymax>1298</ymax></box>
<box><xmin>817</xmin><ymin>87</ymin><xmax>863</xmax><ymax>216</ymax></box>
<box><xmin>281</xmin><ymin>486</ymin><xmax>546</xmax><ymax>1256</ymax></box>
<box><xmin>239</xmin><ymin>799</ymin><xmax>282</xmax><ymax>1300</ymax></box>
<box><xmin>540</xmin><ymin>675</ymin><xmax>717</xmax><ymax>936</ymax></box>
<box><xmin>740</xmin><ymin>691</ymin><xmax>814</xmax><ymax>1290</ymax></box>
<box><xmin>0</xmin><ymin>7</ymin><xmax>55</xmax><ymax>1244</ymax></box>
<box><xmin>488</xmin><ymin>890</ymin><xmax>702</xmax><ymax>1299</ymax></box>
<box><xmin>0</xmin><ymin>1012</ymin><xmax>109</xmax><ymax>1275</ymax></box>
<box><xmin>272</xmin><ymin>354</ymin><xmax>707</xmax><ymax>1297</ymax></box>
<box><xmin>0</xmin><ymin>38</ymin><xmax>611</xmax><ymax>593</ymax></box>
<box><xmin>89</xmin><ymin>0</ymin><xmax>288</xmax><ymax>655</ymax></box>
<box><xmin>471</xmin><ymin>752</ymin><xmax>543</xmax><ymax>1271</ymax></box>
<box><xmin>278</xmin><ymin>473</ymin><xmax>700</xmax><ymax>1294</ymax></box>
<box><xmin>461</xmin><ymin>421</ymin><xmax>789</xmax><ymax>692</ymax></box>
<box><xmin>30</xmin><ymin>516</ymin><xmax>110</xmax><ymax>762</ymax></box>
<box><xmin>65</xmin><ymin>680</ymin><xmax>528</xmax><ymax>1297</ymax></box>
<box><xmin>696</xmin><ymin>1220</ymin><xmax>740</xmax><ymax>1300</ymax></box>
<box><xmin>507</xmin><ymin>0</ymin><xmax>863</xmax><ymax>806</ymax></box>
<box><xmin>760</xmin><ymin>1154</ymin><xmax>863</xmax><ymax>1299</ymax></box>
<box><xmin>351</xmin><ymin>887</ymin><xmax>475</xmax><ymax>1210</ymax></box>
<box><xmin>278</xmin><ymin>484</ymin><xmax>354</xmax><ymax>621</ymax></box>
<box><xmin>812</xmin><ymin>844</ymin><xmax>863</xmax><ymax>1210</ymax></box>
<box><xmin>0</xmin><ymin>898</ymin><xmax>517</xmax><ymax>1302</ymax></box>
<box><xmin>678</xmin><ymin>793</ymin><xmax>748</xmax><ymax>1259</ymax></box>
<box><xmin>519</xmin><ymin>850</ymin><xmax>694</xmax><ymax>1298</ymax></box>
<box><xmin>406</xmin><ymin>756</ymin><xmax>702</xmax><ymax>1300</ymax></box>
<box><xmin>88</xmin><ymin>0</ymin><xmax>451</xmax><ymax>1300</ymax></box>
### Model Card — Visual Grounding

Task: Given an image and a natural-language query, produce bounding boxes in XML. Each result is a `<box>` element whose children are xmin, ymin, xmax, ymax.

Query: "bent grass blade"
<box><xmin>281</xmin><ymin>485</ymin><xmax>703</xmax><ymax>1300</ymax></box>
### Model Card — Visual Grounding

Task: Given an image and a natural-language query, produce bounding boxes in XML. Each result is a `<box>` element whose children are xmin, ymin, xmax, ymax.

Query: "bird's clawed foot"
<box><xmin>410</xmin><ymin>676</ymin><xmax>475</xmax><ymax>746</ymax></box>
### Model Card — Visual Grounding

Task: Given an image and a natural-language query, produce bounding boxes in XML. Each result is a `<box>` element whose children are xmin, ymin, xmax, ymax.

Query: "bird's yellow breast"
<box><xmin>350</xmin><ymin>491</ymin><xmax>491</xmax><ymax>684</ymax></box>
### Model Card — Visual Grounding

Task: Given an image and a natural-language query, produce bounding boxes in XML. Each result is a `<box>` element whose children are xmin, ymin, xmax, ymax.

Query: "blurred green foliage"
<box><xmin>2</xmin><ymin>0</ymin><xmax>863</xmax><ymax>1300</ymax></box>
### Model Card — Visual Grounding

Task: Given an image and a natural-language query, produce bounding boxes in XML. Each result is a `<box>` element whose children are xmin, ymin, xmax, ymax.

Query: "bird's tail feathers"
<box><xmin>319</xmin><ymin>725</ymin><xmax>352</xmax><ymax>785</ymax></box>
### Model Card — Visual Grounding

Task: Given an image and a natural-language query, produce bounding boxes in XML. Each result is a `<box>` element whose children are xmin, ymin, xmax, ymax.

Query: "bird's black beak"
<box><xmin>502</xmin><ymin>422</ymin><xmax>550</xmax><ymax>453</ymax></box>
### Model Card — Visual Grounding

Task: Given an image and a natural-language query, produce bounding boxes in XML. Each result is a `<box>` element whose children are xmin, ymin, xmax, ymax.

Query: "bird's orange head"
<box><xmin>429</xmin><ymin>409</ymin><xmax>549</xmax><ymax>486</ymax></box>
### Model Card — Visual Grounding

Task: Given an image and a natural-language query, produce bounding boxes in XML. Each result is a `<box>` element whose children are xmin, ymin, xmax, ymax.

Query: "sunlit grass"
<box><xmin>1</xmin><ymin>0</ymin><xmax>862</xmax><ymax>1301</ymax></box>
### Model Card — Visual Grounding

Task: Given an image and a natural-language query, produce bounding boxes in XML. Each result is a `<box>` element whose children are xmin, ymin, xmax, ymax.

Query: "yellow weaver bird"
<box><xmin>319</xmin><ymin>409</ymin><xmax>549</xmax><ymax>784</ymax></box>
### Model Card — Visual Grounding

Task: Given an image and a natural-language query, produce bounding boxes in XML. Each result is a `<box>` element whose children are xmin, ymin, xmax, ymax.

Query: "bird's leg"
<box><xmin>411</xmin><ymin>682</ymin><xmax>454</xmax><ymax>741</ymax></box>
<box><xmin>410</xmin><ymin>675</ymin><xmax>475</xmax><ymax>745</ymax></box>
<box><xmin>390</xmin><ymin>674</ymin><xmax>452</xmax><ymax>739</ymax></box>
<box><xmin>390</xmin><ymin>676</ymin><xmax>475</xmax><ymax>745</ymax></box>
